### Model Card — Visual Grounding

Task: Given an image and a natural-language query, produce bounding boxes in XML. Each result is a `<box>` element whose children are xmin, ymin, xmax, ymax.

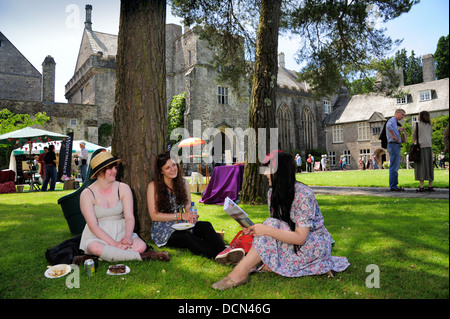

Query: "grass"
<box><xmin>296</xmin><ymin>168</ymin><xmax>449</xmax><ymax>188</ymax></box>
<box><xmin>1</xmin><ymin>169</ymin><xmax>448</xmax><ymax>299</ymax></box>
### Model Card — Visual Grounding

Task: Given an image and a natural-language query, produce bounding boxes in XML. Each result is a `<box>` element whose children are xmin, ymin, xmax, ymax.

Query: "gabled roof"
<box><xmin>324</xmin><ymin>78</ymin><xmax>449</xmax><ymax>125</ymax></box>
<box><xmin>277</xmin><ymin>67</ymin><xmax>309</xmax><ymax>91</ymax></box>
<box><xmin>0</xmin><ymin>31</ymin><xmax>41</xmax><ymax>77</ymax></box>
<box><xmin>74</xmin><ymin>29</ymin><xmax>118</xmax><ymax>72</ymax></box>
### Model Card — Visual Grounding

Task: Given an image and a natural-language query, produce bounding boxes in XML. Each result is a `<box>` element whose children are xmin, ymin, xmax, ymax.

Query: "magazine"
<box><xmin>223</xmin><ymin>197</ymin><xmax>254</xmax><ymax>228</ymax></box>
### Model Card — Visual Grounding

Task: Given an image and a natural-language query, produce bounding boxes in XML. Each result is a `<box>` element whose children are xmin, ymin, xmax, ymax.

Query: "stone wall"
<box><xmin>0</xmin><ymin>99</ymin><xmax>99</xmax><ymax>143</ymax></box>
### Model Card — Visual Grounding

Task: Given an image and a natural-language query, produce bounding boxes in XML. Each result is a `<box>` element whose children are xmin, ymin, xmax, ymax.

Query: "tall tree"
<box><xmin>112</xmin><ymin>0</ymin><xmax>167</xmax><ymax>238</ymax></box>
<box><xmin>241</xmin><ymin>0</ymin><xmax>281</xmax><ymax>203</ymax></box>
<box><xmin>435</xmin><ymin>35</ymin><xmax>449</xmax><ymax>80</ymax></box>
<box><xmin>171</xmin><ymin>0</ymin><xmax>418</xmax><ymax>204</ymax></box>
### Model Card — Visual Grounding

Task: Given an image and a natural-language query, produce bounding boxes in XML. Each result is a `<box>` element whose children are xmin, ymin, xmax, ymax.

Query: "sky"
<box><xmin>0</xmin><ymin>0</ymin><xmax>449</xmax><ymax>103</ymax></box>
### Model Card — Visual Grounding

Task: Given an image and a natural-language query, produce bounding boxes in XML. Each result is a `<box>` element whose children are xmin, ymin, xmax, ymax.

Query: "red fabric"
<box><xmin>0</xmin><ymin>181</ymin><xmax>16</xmax><ymax>194</ymax></box>
<box><xmin>0</xmin><ymin>170</ymin><xmax>15</xmax><ymax>183</ymax></box>
<box><xmin>229</xmin><ymin>230</ymin><xmax>253</xmax><ymax>253</ymax></box>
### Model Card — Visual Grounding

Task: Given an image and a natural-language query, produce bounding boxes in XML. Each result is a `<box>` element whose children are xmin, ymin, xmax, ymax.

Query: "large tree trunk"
<box><xmin>112</xmin><ymin>0</ymin><xmax>166</xmax><ymax>239</ymax></box>
<box><xmin>241</xmin><ymin>0</ymin><xmax>281</xmax><ymax>204</ymax></box>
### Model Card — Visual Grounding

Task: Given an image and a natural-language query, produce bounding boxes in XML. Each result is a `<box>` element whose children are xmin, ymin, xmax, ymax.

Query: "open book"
<box><xmin>223</xmin><ymin>197</ymin><xmax>254</xmax><ymax>228</ymax></box>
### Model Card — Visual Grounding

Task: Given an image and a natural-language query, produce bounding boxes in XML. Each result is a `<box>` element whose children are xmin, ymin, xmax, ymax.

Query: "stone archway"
<box><xmin>374</xmin><ymin>148</ymin><xmax>386</xmax><ymax>167</ymax></box>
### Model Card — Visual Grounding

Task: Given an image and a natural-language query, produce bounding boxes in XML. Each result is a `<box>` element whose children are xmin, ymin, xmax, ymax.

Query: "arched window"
<box><xmin>302</xmin><ymin>108</ymin><xmax>314</xmax><ymax>150</ymax></box>
<box><xmin>277</xmin><ymin>103</ymin><xmax>291</xmax><ymax>150</ymax></box>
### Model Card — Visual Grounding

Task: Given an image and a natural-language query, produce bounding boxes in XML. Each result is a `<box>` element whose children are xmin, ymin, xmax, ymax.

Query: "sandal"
<box><xmin>427</xmin><ymin>187</ymin><xmax>435</xmax><ymax>191</ymax></box>
<box><xmin>416</xmin><ymin>187</ymin><xmax>426</xmax><ymax>192</ymax></box>
<box><xmin>212</xmin><ymin>275</ymin><xmax>249</xmax><ymax>291</ymax></box>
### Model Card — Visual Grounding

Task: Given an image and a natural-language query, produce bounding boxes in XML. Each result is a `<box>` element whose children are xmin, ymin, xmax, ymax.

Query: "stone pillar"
<box><xmin>41</xmin><ymin>55</ymin><xmax>56</xmax><ymax>103</ymax></box>
<box><xmin>85</xmin><ymin>4</ymin><xmax>92</xmax><ymax>31</ymax></box>
<box><xmin>422</xmin><ymin>54</ymin><xmax>436</xmax><ymax>82</ymax></box>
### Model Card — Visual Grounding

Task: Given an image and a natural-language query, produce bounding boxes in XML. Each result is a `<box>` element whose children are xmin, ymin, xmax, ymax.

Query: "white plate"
<box><xmin>45</xmin><ymin>264</ymin><xmax>71</xmax><ymax>278</ymax></box>
<box><xmin>107</xmin><ymin>264</ymin><xmax>130</xmax><ymax>276</ymax></box>
<box><xmin>171</xmin><ymin>222</ymin><xmax>195</xmax><ymax>231</ymax></box>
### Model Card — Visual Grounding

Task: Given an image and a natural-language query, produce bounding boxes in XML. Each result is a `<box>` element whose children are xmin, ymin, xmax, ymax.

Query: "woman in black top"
<box><xmin>41</xmin><ymin>145</ymin><xmax>57</xmax><ymax>191</ymax></box>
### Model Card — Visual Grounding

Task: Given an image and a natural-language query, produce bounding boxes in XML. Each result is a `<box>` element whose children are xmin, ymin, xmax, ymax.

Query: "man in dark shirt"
<box><xmin>42</xmin><ymin>145</ymin><xmax>57</xmax><ymax>191</ymax></box>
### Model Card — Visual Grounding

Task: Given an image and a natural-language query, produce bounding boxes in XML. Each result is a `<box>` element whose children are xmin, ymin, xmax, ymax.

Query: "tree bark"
<box><xmin>241</xmin><ymin>0</ymin><xmax>281</xmax><ymax>204</ymax></box>
<box><xmin>113</xmin><ymin>0</ymin><xmax>166</xmax><ymax>238</ymax></box>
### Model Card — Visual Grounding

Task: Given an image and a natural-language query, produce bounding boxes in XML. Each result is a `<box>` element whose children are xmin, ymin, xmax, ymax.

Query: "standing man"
<box><xmin>79</xmin><ymin>142</ymin><xmax>89</xmax><ymax>182</ymax></box>
<box><xmin>386</xmin><ymin>109</ymin><xmax>407</xmax><ymax>191</ymax></box>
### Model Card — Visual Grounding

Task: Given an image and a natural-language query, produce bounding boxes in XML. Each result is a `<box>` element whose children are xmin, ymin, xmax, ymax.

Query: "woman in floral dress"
<box><xmin>212</xmin><ymin>151</ymin><xmax>349</xmax><ymax>290</ymax></box>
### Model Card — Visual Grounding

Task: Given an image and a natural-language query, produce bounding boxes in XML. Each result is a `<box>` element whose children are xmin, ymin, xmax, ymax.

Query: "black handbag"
<box><xmin>45</xmin><ymin>235</ymin><xmax>84</xmax><ymax>265</ymax></box>
<box><xmin>409</xmin><ymin>122</ymin><xmax>421</xmax><ymax>162</ymax></box>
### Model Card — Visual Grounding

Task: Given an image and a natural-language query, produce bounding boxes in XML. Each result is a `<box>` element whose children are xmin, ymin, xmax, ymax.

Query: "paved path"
<box><xmin>309</xmin><ymin>186</ymin><xmax>449</xmax><ymax>200</ymax></box>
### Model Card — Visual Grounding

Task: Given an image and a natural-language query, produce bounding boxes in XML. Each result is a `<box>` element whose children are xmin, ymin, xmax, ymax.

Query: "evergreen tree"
<box><xmin>435</xmin><ymin>35</ymin><xmax>449</xmax><ymax>80</ymax></box>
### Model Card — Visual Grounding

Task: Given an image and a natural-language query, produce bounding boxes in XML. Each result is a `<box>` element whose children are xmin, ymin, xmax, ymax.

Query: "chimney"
<box><xmin>422</xmin><ymin>54</ymin><xmax>436</xmax><ymax>82</ymax></box>
<box><xmin>41</xmin><ymin>55</ymin><xmax>56</xmax><ymax>103</ymax></box>
<box><xmin>85</xmin><ymin>4</ymin><xmax>93</xmax><ymax>31</ymax></box>
<box><xmin>278</xmin><ymin>52</ymin><xmax>285</xmax><ymax>69</ymax></box>
<box><xmin>395</xmin><ymin>67</ymin><xmax>404</xmax><ymax>87</ymax></box>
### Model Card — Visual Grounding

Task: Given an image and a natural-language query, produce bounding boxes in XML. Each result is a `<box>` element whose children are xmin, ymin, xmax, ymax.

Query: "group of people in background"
<box><xmin>295</xmin><ymin>153</ymin><xmax>330</xmax><ymax>173</ymax></box>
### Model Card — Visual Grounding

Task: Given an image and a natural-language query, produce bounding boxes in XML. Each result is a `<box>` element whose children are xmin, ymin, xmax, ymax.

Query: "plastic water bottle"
<box><xmin>190</xmin><ymin>202</ymin><xmax>198</xmax><ymax>223</ymax></box>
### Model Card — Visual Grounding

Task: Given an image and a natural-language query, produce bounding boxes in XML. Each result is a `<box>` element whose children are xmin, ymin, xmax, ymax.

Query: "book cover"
<box><xmin>223</xmin><ymin>197</ymin><xmax>254</xmax><ymax>228</ymax></box>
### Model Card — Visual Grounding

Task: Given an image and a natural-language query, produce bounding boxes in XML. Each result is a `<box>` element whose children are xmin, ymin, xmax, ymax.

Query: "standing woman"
<box><xmin>41</xmin><ymin>145</ymin><xmax>57</xmax><ymax>191</ymax></box>
<box><xmin>77</xmin><ymin>152</ymin><xmax>169</xmax><ymax>263</ymax></box>
<box><xmin>147</xmin><ymin>151</ymin><xmax>229</xmax><ymax>259</ymax></box>
<box><xmin>212</xmin><ymin>151</ymin><xmax>350</xmax><ymax>290</ymax></box>
<box><xmin>413</xmin><ymin>110</ymin><xmax>434</xmax><ymax>192</ymax></box>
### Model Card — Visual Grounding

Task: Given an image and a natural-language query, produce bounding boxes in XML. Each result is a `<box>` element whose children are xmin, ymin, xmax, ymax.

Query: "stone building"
<box><xmin>2</xmin><ymin>5</ymin><xmax>329</xmax><ymax>161</ymax></box>
<box><xmin>324</xmin><ymin>54</ymin><xmax>449</xmax><ymax>169</ymax></box>
<box><xmin>64</xmin><ymin>6</ymin><xmax>328</xmax><ymax>159</ymax></box>
<box><xmin>0</xmin><ymin>31</ymin><xmax>99</xmax><ymax>143</ymax></box>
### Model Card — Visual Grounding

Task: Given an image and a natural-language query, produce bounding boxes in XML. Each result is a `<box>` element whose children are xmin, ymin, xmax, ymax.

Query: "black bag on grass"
<box><xmin>45</xmin><ymin>235</ymin><xmax>84</xmax><ymax>265</ymax></box>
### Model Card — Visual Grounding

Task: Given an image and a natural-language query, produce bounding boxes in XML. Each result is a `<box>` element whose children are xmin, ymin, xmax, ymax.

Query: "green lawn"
<box><xmin>296</xmin><ymin>168</ymin><xmax>449</xmax><ymax>188</ymax></box>
<box><xmin>0</xmin><ymin>180</ymin><xmax>448</xmax><ymax>299</ymax></box>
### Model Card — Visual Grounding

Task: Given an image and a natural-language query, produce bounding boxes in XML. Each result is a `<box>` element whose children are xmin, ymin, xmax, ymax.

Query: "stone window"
<box><xmin>343</xmin><ymin>150</ymin><xmax>351</xmax><ymax>165</ymax></box>
<box><xmin>358</xmin><ymin>122</ymin><xmax>370</xmax><ymax>141</ymax></box>
<box><xmin>218</xmin><ymin>86</ymin><xmax>228</xmax><ymax>105</ymax></box>
<box><xmin>328</xmin><ymin>151</ymin><xmax>336</xmax><ymax>166</ymax></box>
<box><xmin>277</xmin><ymin>103</ymin><xmax>291</xmax><ymax>150</ymax></box>
<box><xmin>332</xmin><ymin>125</ymin><xmax>343</xmax><ymax>143</ymax></box>
<box><xmin>70</xmin><ymin>118</ymin><xmax>78</xmax><ymax>126</ymax></box>
<box><xmin>396</xmin><ymin>96</ymin><xmax>407</xmax><ymax>104</ymax></box>
<box><xmin>324</xmin><ymin>100</ymin><xmax>331</xmax><ymax>114</ymax></box>
<box><xmin>302</xmin><ymin>108</ymin><xmax>314</xmax><ymax>150</ymax></box>
<box><xmin>419</xmin><ymin>90</ymin><xmax>432</xmax><ymax>101</ymax></box>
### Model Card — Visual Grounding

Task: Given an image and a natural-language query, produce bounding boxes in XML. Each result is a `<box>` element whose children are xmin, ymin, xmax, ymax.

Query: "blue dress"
<box><xmin>151</xmin><ymin>192</ymin><xmax>184</xmax><ymax>247</ymax></box>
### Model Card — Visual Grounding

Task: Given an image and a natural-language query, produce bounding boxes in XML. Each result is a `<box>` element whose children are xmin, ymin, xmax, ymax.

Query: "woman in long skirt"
<box><xmin>413</xmin><ymin>111</ymin><xmax>434</xmax><ymax>192</ymax></box>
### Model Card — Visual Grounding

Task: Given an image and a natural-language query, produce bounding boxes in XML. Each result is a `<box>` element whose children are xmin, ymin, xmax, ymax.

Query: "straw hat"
<box><xmin>90</xmin><ymin>151</ymin><xmax>122</xmax><ymax>179</ymax></box>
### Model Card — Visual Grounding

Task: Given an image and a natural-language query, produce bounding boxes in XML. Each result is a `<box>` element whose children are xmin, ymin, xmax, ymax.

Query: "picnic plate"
<box><xmin>45</xmin><ymin>264</ymin><xmax>71</xmax><ymax>278</ymax></box>
<box><xmin>171</xmin><ymin>222</ymin><xmax>195</xmax><ymax>231</ymax></box>
<box><xmin>107</xmin><ymin>264</ymin><xmax>130</xmax><ymax>276</ymax></box>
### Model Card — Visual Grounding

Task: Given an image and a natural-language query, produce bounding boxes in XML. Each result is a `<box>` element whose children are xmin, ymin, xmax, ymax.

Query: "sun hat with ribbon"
<box><xmin>90</xmin><ymin>151</ymin><xmax>122</xmax><ymax>179</ymax></box>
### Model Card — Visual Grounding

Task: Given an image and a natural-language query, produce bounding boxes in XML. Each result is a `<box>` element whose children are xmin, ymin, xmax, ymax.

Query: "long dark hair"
<box><xmin>419</xmin><ymin>110</ymin><xmax>431</xmax><ymax>124</ymax></box>
<box><xmin>153</xmin><ymin>151</ymin><xmax>188</xmax><ymax>213</ymax></box>
<box><xmin>267</xmin><ymin>152</ymin><xmax>300</xmax><ymax>252</ymax></box>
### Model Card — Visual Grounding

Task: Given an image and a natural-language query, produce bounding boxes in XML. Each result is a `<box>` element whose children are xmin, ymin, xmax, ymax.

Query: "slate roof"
<box><xmin>324</xmin><ymin>77</ymin><xmax>449</xmax><ymax>125</ymax></box>
<box><xmin>75</xmin><ymin>29</ymin><xmax>118</xmax><ymax>72</ymax></box>
<box><xmin>277</xmin><ymin>67</ymin><xmax>309</xmax><ymax>91</ymax></box>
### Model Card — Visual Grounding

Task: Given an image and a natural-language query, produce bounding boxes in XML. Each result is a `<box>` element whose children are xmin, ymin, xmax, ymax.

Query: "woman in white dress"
<box><xmin>76</xmin><ymin>151</ymin><xmax>169</xmax><ymax>263</ymax></box>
